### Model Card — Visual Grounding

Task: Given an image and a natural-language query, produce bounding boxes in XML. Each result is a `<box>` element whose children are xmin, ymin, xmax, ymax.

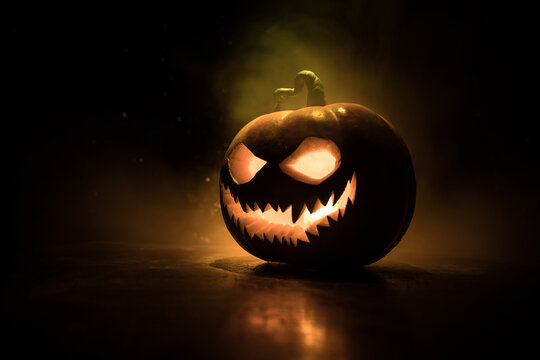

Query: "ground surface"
<box><xmin>2</xmin><ymin>241</ymin><xmax>538</xmax><ymax>359</ymax></box>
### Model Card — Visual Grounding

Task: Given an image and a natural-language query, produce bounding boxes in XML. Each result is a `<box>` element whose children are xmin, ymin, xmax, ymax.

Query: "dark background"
<box><xmin>3</xmin><ymin>1</ymin><xmax>539</xmax><ymax>358</ymax></box>
<box><xmin>6</xmin><ymin>0</ymin><xmax>537</xmax><ymax>262</ymax></box>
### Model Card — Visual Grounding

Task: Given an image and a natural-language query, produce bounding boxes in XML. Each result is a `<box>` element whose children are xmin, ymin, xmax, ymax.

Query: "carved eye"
<box><xmin>279</xmin><ymin>137</ymin><xmax>341</xmax><ymax>184</ymax></box>
<box><xmin>228</xmin><ymin>143</ymin><xmax>267</xmax><ymax>184</ymax></box>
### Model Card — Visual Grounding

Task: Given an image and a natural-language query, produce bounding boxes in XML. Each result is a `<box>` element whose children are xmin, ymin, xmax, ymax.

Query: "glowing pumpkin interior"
<box><xmin>280</xmin><ymin>137</ymin><xmax>341</xmax><ymax>185</ymax></box>
<box><xmin>228</xmin><ymin>143</ymin><xmax>267</xmax><ymax>184</ymax></box>
<box><xmin>221</xmin><ymin>173</ymin><xmax>356</xmax><ymax>246</ymax></box>
<box><xmin>222</xmin><ymin>137</ymin><xmax>355</xmax><ymax>247</ymax></box>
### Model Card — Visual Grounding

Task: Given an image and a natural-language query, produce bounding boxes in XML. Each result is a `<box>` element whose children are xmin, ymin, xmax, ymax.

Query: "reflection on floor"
<box><xmin>2</xmin><ymin>242</ymin><xmax>538</xmax><ymax>359</ymax></box>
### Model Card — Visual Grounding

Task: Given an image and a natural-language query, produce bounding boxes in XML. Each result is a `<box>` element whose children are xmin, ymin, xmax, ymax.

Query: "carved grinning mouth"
<box><xmin>221</xmin><ymin>172</ymin><xmax>356</xmax><ymax>247</ymax></box>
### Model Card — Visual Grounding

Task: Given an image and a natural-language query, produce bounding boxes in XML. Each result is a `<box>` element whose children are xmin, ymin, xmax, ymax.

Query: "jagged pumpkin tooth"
<box><xmin>263</xmin><ymin>233</ymin><xmax>273</xmax><ymax>244</ymax></box>
<box><xmin>239</xmin><ymin>200</ymin><xmax>248</xmax><ymax>212</ymax></box>
<box><xmin>328</xmin><ymin>209</ymin><xmax>339</xmax><ymax>221</ymax></box>
<box><xmin>339</xmin><ymin>204</ymin><xmax>347</xmax><ymax>217</ymax></box>
<box><xmin>298</xmin><ymin>231</ymin><xmax>310</xmax><ymax>244</ymax></box>
<box><xmin>312</xmin><ymin>198</ymin><xmax>324</xmax><ymax>213</ymax></box>
<box><xmin>304</xmin><ymin>197</ymin><xmax>317</xmax><ymax>215</ymax></box>
<box><xmin>290</xmin><ymin>237</ymin><xmax>298</xmax><ymax>247</ymax></box>
<box><xmin>349</xmin><ymin>172</ymin><xmax>357</xmax><ymax>204</ymax></box>
<box><xmin>268</xmin><ymin>201</ymin><xmax>279</xmax><ymax>212</ymax></box>
<box><xmin>318</xmin><ymin>216</ymin><xmax>330</xmax><ymax>227</ymax></box>
<box><xmin>306</xmin><ymin>223</ymin><xmax>319</xmax><ymax>236</ymax></box>
<box><xmin>292</xmin><ymin>204</ymin><xmax>307</xmax><ymax>224</ymax></box>
<box><xmin>319</xmin><ymin>191</ymin><xmax>333</xmax><ymax>208</ymax></box>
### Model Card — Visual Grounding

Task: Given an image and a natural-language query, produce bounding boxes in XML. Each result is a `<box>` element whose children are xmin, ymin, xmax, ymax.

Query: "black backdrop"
<box><xmin>5</xmin><ymin>1</ymin><xmax>538</xmax><ymax>264</ymax></box>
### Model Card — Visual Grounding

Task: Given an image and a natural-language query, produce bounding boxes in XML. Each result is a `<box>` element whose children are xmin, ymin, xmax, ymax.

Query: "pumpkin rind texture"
<box><xmin>219</xmin><ymin>103</ymin><xmax>416</xmax><ymax>266</ymax></box>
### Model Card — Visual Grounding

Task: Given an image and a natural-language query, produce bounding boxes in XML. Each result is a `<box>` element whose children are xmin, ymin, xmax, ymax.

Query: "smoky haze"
<box><xmin>216</xmin><ymin>4</ymin><xmax>537</xmax><ymax>263</ymax></box>
<box><xmin>6</xmin><ymin>1</ymin><xmax>537</xmax><ymax>266</ymax></box>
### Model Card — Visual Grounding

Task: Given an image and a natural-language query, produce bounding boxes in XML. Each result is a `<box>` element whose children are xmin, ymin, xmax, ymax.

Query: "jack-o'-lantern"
<box><xmin>220</xmin><ymin>71</ymin><xmax>415</xmax><ymax>266</ymax></box>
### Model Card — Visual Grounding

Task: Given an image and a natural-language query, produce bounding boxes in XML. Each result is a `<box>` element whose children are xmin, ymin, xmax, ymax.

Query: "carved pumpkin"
<box><xmin>220</xmin><ymin>71</ymin><xmax>415</xmax><ymax>266</ymax></box>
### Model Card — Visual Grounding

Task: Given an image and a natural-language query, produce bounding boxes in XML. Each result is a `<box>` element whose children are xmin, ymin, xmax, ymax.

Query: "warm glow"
<box><xmin>227</xmin><ymin>291</ymin><xmax>344</xmax><ymax>353</ymax></box>
<box><xmin>221</xmin><ymin>172</ymin><xmax>356</xmax><ymax>246</ymax></box>
<box><xmin>248</xmin><ymin>156</ymin><xmax>267</xmax><ymax>177</ymax></box>
<box><xmin>289</xmin><ymin>150</ymin><xmax>336</xmax><ymax>180</ymax></box>
<box><xmin>228</xmin><ymin>143</ymin><xmax>267</xmax><ymax>184</ymax></box>
<box><xmin>280</xmin><ymin>137</ymin><xmax>341</xmax><ymax>185</ymax></box>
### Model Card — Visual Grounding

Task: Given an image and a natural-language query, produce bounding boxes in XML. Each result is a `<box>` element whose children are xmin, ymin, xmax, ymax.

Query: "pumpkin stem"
<box><xmin>273</xmin><ymin>70</ymin><xmax>326</xmax><ymax>111</ymax></box>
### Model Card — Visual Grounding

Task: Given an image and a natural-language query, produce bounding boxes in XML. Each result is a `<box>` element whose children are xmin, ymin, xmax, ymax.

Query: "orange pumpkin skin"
<box><xmin>220</xmin><ymin>103</ymin><xmax>415</xmax><ymax>266</ymax></box>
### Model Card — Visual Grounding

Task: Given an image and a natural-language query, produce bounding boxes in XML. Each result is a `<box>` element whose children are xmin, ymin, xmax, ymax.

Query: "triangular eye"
<box><xmin>279</xmin><ymin>137</ymin><xmax>341</xmax><ymax>184</ymax></box>
<box><xmin>228</xmin><ymin>143</ymin><xmax>267</xmax><ymax>184</ymax></box>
